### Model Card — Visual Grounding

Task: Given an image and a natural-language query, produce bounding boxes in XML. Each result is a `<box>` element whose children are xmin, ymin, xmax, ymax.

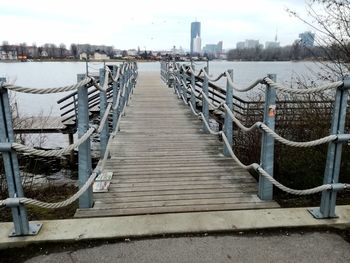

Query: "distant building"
<box><xmin>0</xmin><ymin>50</ymin><xmax>17</xmax><ymax>60</ymax></box>
<box><xmin>79</xmin><ymin>52</ymin><xmax>88</xmax><ymax>60</ymax></box>
<box><xmin>265</xmin><ymin>41</ymin><xmax>280</xmax><ymax>49</ymax></box>
<box><xmin>299</xmin><ymin>31</ymin><xmax>315</xmax><ymax>47</ymax></box>
<box><xmin>190</xmin><ymin>21</ymin><xmax>201</xmax><ymax>54</ymax></box>
<box><xmin>127</xmin><ymin>49</ymin><xmax>138</xmax><ymax>56</ymax></box>
<box><xmin>216</xmin><ymin>41</ymin><xmax>223</xmax><ymax>53</ymax></box>
<box><xmin>236</xmin><ymin>42</ymin><xmax>245</xmax><ymax>49</ymax></box>
<box><xmin>236</xmin><ymin>39</ymin><xmax>261</xmax><ymax>49</ymax></box>
<box><xmin>193</xmin><ymin>34</ymin><xmax>202</xmax><ymax>54</ymax></box>
<box><xmin>92</xmin><ymin>51</ymin><xmax>110</xmax><ymax>60</ymax></box>
<box><xmin>77</xmin><ymin>44</ymin><xmax>113</xmax><ymax>56</ymax></box>
<box><xmin>245</xmin><ymin>39</ymin><xmax>260</xmax><ymax>49</ymax></box>
<box><xmin>203</xmin><ymin>41</ymin><xmax>223</xmax><ymax>57</ymax></box>
<box><xmin>203</xmin><ymin>44</ymin><xmax>217</xmax><ymax>54</ymax></box>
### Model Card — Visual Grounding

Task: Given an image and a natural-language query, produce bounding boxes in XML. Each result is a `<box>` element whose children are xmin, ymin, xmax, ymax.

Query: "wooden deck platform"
<box><xmin>13</xmin><ymin>116</ymin><xmax>68</xmax><ymax>133</ymax></box>
<box><xmin>75</xmin><ymin>71</ymin><xmax>278</xmax><ymax>218</ymax></box>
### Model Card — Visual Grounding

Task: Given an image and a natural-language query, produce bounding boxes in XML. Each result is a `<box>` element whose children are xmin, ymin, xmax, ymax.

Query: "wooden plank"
<box><xmin>93</xmin><ymin>188</ymin><xmax>256</xmax><ymax>198</ymax></box>
<box><xmin>94</xmin><ymin>192</ymin><xmax>257</xmax><ymax>203</ymax></box>
<box><xmin>108</xmin><ymin>184</ymin><xmax>258</xmax><ymax>192</ymax></box>
<box><xmin>93</xmin><ymin>196</ymin><xmax>264</xmax><ymax>209</ymax></box>
<box><xmin>110</xmin><ymin>176</ymin><xmax>256</xmax><ymax>184</ymax></box>
<box><xmin>75</xmin><ymin>202</ymin><xmax>280</xmax><ymax>218</ymax></box>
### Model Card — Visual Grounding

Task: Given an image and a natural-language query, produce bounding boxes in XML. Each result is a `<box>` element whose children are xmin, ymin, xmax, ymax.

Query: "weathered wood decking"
<box><xmin>75</xmin><ymin>71</ymin><xmax>278</xmax><ymax>218</ymax></box>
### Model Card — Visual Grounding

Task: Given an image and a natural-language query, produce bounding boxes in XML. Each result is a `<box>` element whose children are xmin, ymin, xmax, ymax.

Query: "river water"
<box><xmin>0</xmin><ymin>61</ymin><xmax>321</xmax><ymax>147</ymax></box>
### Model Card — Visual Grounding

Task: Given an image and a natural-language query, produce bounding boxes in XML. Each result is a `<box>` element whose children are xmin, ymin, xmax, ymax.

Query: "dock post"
<box><xmin>68</xmin><ymin>133</ymin><xmax>75</xmax><ymax>165</ymax></box>
<box><xmin>0</xmin><ymin>78</ymin><xmax>42</xmax><ymax>236</ymax></box>
<box><xmin>309</xmin><ymin>76</ymin><xmax>350</xmax><ymax>218</ymax></box>
<box><xmin>190</xmin><ymin>65</ymin><xmax>196</xmax><ymax>111</ymax></box>
<box><xmin>99</xmin><ymin>68</ymin><xmax>109</xmax><ymax>158</ymax></box>
<box><xmin>258</xmin><ymin>74</ymin><xmax>276</xmax><ymax>200</ymax></box>
<box><xmin>112</xmin><ymin>65</ymin><xmax>120</xmax><ymax>131</ymax></box>
<box><xmin>202</xmin><ymin>66</ymin><xmax>209</xmax><ymax>133</ymax></box>
<box><xmin>182</xmin><ymin>68</ymin><xmax>187</xmax><ymax>101</ymax></box>
<box><xmin>119</xmin><ymin>64</ymin><xmax>125</xmax><ymax>120</ymax></box>
<box><xmin>223</xmin><ymin>70</ymin><xmax>233</xmax><ymax>156</ymax></box>
<box><xmin>175</xmin><ymin>64</ymin><xmax>180</xmax><ymax>95</ymax></box>
<box><xmin>77</xmin><ymin>74</ymin><xmax>93</xmax><ymax>208</ymax></box>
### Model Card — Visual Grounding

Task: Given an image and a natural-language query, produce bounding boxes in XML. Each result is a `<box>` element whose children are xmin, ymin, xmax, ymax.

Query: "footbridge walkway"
<box><xmin>0</xmin><ymin>61</ymin><xmax>349</xmax><ymax>238</ymax></box>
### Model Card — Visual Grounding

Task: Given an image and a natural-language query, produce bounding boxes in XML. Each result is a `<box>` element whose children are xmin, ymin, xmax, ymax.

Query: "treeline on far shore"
<box><xmin>227</xmin><ymin>44</ymin><xmax>341</xmax><ymax>61</ymax></box>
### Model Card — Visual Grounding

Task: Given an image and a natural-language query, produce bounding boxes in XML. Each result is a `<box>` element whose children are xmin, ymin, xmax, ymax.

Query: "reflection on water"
<box><xmin>0</xmin><ymin>61</ymin><xmax>322</xmax><ymax>147</ymax></box>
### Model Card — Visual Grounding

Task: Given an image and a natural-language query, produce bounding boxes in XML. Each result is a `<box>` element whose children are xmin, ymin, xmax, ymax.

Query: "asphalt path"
<box><xmin>22</xmin><ymin>232</ymin><xmax>350</xmax><ymax>263</ymax></box>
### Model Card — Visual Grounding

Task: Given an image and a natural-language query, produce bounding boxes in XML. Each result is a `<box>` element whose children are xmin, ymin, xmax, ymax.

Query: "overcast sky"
<box><xmin>0</xmin><ymin>0</ymin><xmax>311</xmax><ymax>50</ymax></box>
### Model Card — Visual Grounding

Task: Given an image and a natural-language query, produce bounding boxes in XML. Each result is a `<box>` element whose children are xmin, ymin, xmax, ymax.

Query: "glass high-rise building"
<box><xmin>190</xmin><ymin>21</ymin><xmax>201</xmax><ymax>54</ymax></box>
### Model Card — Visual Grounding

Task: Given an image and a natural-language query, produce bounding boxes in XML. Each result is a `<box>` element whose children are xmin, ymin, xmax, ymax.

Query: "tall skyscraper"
<box><xmin>193</xmin><ymin>34</ymin><xmax>202</xmax><ymax>54</ymax></box>
<box><xmin>190</xmin><ymin>21</ymin><xmax>201</xmax><ymax>54</ymax></box>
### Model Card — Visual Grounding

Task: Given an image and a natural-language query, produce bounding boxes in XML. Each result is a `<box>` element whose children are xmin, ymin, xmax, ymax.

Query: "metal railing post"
<box><xmin>112</xmin><ymin>65</ymin><xmax>120</xmax><ymax>131</ymax></box>
<box><xmin>258</xmin><ymin>74</ymin><xmax>277</xmax><ymax>200</ymax></box>
<box><xmin>99</xmin><ymin>68</ymin><xmax>109</xmax><ymax>158</ymax></box>
<box><xmin>175</xmin><ymin>65</ymin><xmax>180</xmax><ymax>95</ymax></box>
<box><xmin>202</xmin><ymin>66</ymin><xmax>209</xmax><ymax>133</ymax></box>
<box><xmin>0</xmin><ymin>78</ymin><xmax>42</xmax><ymax>236</ymax></box>
<box><xmin>190</xmin><ymin>65</ymin><xmax>196</xmax><ymax>110</ymax></box>
<box><xmin>182</xmin><ymin>68</ymin><xmax>187</xmax><ymax>101</ymax></box>
<box><xmin>126</xmin><ymin>65</ymin><xmax>131</xmax><ymax>105</ymax></box>
<box><xmin>224</xmin><ymin>70</ymin><xmax>233</xmax><ymax>156</ymax></box>
<box><xmin>77</xmin><ymin>74</ymin><xmax>93</xmax><ymax>208</ymax></box>
<box><xmin>309</xmin><ymin>76</ymin><xmax>350</xmax><ymax>218</ymax></box>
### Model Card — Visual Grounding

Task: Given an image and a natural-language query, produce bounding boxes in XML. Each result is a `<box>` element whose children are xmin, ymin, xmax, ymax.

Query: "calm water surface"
<box><xmin>0</xmin><ymin>61</ymin><xmax>321</xmax><ymax>147</ymax></box>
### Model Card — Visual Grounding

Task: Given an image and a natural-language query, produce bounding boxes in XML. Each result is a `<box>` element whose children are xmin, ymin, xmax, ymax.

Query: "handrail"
<box><xmin>0</xmin><ymin>61</ymin><xmax>138</xmax><ymax>236</ymax></box>
<box><xmin>162</xmin><ymin>60</ymin><xmax>350</xmax><ymax>220</ymax></box>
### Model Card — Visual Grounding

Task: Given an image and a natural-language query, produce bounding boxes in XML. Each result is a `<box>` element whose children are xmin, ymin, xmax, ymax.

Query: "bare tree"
<box><xmin>70</xmin><ymin>43</ymin><xmax>78</xmax><ymax>59</ymax></box>
<box><xmin>2</xmin><ymin>41</ymin><xmax>10</xmax><ymax>53</ymax></box>
<box><xmin>288</xmin><ymin>0</ymin><xmax>350</xmax><ymax>79</ymax></box>
<box><xmin>59</xmin><ymin>43</ymin><xmax>66</xmax><ymax>58</ymax></box>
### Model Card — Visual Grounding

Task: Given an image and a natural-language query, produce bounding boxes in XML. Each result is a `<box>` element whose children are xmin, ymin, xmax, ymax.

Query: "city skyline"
<box><xmin>1</xmin><ymin>0</ymin><xmax>311</xmax><ymax>50</ymax></box>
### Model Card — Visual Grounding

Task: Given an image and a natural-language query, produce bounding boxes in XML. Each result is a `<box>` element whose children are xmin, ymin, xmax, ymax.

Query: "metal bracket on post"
<box><xmin>309</xmin><ymin>76</ymin><xmax>350</xmax><ymax>219</ymax></box>
<box><xmin>190</xmin><ymin>65</ymin><xmax>196</xmax><ymax>111</ymax></box>
<box><xmin>0</xmin><ymin>78</ymin><xmax>42</xmax><ymax>236</ymax></box>
<box><xmin>202</xmin><ymin>67</ymin><xmax>209</xmax><ymax>133</ymax></box>
<box><xmin>77</xmin><ymin>74</ymin><xmax>93</xmax><ymax>208</ymax></box>
<box><xmin>258</xmin><ymin>74</ymin><xmax>277</xmax><ymax>200</ymax></box>
<box><xmin>224</xmin><ymin>70</ymin><xmax>233</xmax><ymax>156</ymax></box>
<box><xmin>99</xmin><ymin>68</ymin><xmax>109</xmax><ymax>159</ymax></box>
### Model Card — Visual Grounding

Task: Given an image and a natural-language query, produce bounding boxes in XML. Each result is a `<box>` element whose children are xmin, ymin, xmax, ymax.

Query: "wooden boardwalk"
<box><xmin>75</xmin><ymin>71</ymin><xmax>278</xmax><ymax>218</ymax></box>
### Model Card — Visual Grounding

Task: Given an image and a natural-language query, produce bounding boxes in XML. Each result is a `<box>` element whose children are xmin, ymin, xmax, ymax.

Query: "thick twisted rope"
<box><xmin>12</xmin><ymin>102</ymin><xmax>113</xmax><ymax>157</ymax></box>
<box><xmin>222</xmin><ymin>104</ymin><xmax>338</xmax><ymax>147</ymax></box>
<box><xmin>1</xmin><ymin>77</ymin><xmax>92</xmax><ymax>94</ymax></box>
<box><xmin>97</xmin><ymin>103</ymin><xmax>112</xmax><ymax>133</ymax></box>
<box><xmin>12</xmin><ymin>126</ymin><xmax>96</xmax><ymax>157</ymax></box>
<box><xmin>264</xmin><ymin>77</ymin><xmax>343</xmax><ymax>94</ymax></box>
<box><xmin>180</xmin><ymin>64</ymin><xmax>225</xmax><ymax>82</ymax></box>
<box><xmin>17</xmin><ymin>172</ymin><xmax>98</xmax><ymax>209</ymax></box>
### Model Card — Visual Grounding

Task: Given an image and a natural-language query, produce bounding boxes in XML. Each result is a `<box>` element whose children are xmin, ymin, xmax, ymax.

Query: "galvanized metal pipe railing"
<box><xmin>0</xmin><ymin>62</ymin><xmax>138</xmax><ymax>237</ymax></box>
<box><xmin>162</xmin><ymin>61</ymin><xmax>350</xmax><ymax>220</ymax></box>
